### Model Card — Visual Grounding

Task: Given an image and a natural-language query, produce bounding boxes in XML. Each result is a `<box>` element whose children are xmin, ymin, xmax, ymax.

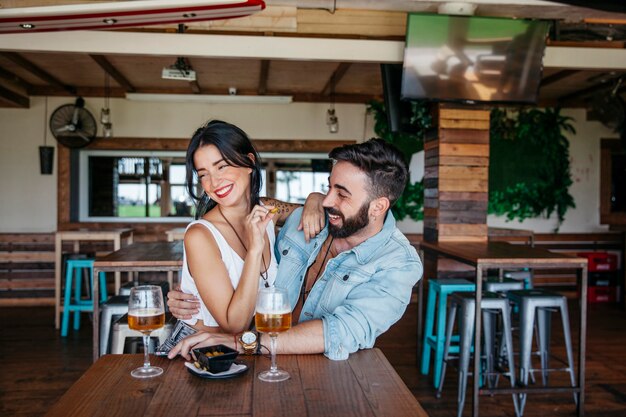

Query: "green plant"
<box><xmin>488</xmin><ymin>107</ymin><xmax>576</xmax><ymax>228</ymax></box>
<box><xmin>368</xmin><ymin>100</ymin><xmax>430</xmax><ymax>221</ymax></box>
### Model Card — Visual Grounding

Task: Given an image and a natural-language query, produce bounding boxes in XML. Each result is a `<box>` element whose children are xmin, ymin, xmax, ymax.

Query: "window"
<box><xmin>78</xmin><ymin>150</ymin><xmax>330</xmax><ymax>222</ymax></box>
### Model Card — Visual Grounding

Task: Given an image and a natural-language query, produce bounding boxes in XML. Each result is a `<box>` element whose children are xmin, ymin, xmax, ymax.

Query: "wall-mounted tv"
<box><xmin>401</xmin><ymin>14</ymin><xmax>551</xmax><ymax>104</ymax></box>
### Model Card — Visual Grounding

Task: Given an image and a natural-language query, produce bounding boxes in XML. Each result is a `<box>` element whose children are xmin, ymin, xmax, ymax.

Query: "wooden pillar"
<box><xmin>424</xmin><ymin>104</ymin><xmax>490</xmax><ymax>244</ymax></box>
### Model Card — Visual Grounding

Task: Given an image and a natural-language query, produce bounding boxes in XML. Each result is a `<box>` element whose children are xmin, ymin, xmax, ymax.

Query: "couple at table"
<box><xmin>164</xmin><ymin>120</ymin><xmax>422</xmax><ymax>361</ymax></box>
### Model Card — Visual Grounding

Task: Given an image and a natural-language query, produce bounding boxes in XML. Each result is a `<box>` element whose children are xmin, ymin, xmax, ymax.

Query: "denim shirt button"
<box><xmin>282</xmin><ymin>249</ymin><xmax>289</xmax><ymax>255</ymax></box>
<box><xmin>343</xmin><ymin>274</ymin><xmax>349</xmax><ymax>281</ymax></box>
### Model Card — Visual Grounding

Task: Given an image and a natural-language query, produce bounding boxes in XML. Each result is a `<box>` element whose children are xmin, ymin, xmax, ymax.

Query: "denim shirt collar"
<box><xmin>313</xmin><ymin>211</ymin><xmax>396</xmax><ymax>265</ymax></box>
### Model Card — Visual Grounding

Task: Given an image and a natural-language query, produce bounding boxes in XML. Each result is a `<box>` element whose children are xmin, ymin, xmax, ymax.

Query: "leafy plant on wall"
<box><xmin>368</xmin><ymin>100</ymin><xmax>430</xmax><ymax>221</ymax></box>
<box><xmin>369</xmin><ymin>101</ymin><xmax>576</xmax><ymax>227</ymax></box>
<box><xmin>489</xmin><ymin>107</ymin><xmax>576</xmax><ymax>227</ymax></box>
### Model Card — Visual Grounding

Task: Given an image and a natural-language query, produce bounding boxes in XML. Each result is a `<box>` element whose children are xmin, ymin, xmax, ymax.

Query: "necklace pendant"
<box><xmin>264</xmin><ymin>281</ymin><xmax>270</xmax><ymax>288</ymax></box>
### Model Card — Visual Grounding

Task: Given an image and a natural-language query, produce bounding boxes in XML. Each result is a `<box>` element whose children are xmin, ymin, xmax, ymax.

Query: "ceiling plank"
<box><xmin>540</xmin><ymin>69</ymin><xmax>580</xmax><ymax>87</ymax></box>
<box><xmin>89</xmin><ymin>54</ymin><xmax>136</xmax><ymax>93</ymax></box>
<box><xmin>0</xmin><ymin>84</ymin><xmax>29</xmax><ymax>108</ymax></box>
<box><xmin>558</xmin><ymin>76</ymin><xmax>624</xmax><ymax>103</ymax></box>
<box><xmin>0</xmin><ymin>52</ymin><xmax>76</xmax><ymax>95</ymax></box>
<box><xmin>258</xmin><ymin>59</ymin><xmax>270</xmax><ymax>95</ymax></box>
<box><xmin>0</xmin><ymin>64</ymin><xmax>33</xmax><ymax>93</ymax></box>
<box><xmin>321</xmin><ymin>62</ymin><xmax>352</xmax><ymax>96</ymax></box>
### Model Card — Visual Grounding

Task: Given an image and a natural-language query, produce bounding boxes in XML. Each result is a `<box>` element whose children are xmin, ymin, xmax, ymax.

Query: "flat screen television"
<box><xmin>401</xmin><ymin>14</ymin><xmax>551</xmax><ymax>104</ymax></box>
<box><xmin>381</xmin><ymin>63</ymin><xmax>417</xmax><ymax>134</ymax></box>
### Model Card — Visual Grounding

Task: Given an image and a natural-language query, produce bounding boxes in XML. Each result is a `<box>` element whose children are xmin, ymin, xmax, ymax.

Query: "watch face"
<box><xmin>241</xmin><ymin>332</ymin><xmax>256</xmax><ymax>344</ymax></box>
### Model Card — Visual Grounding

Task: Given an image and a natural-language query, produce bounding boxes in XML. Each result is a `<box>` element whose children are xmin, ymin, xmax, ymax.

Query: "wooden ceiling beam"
<box><xmin>89</xmin><ymin>54</ymin><xmax>136</xmax><ymax>93</ymax></box>
<box><xmin>540</xmin><ymin>69</ymin><xmax>580</xmax><ymax>87</ymax></box>
<box><xmin>321</xmin><ymin>62</ymin><xmax>352</xmax><ymax>96</ymax></box>
<box><xmin>558</xmin><ymin>73</ymin><xmax>625</xmax><ymax>103</ymax></box>
<box><xmin>0</xmin><ymin>52</ymin><xmax>75</xmax><ymax>95</ymax></box>
<box><xmin>0</xmin><ymin>85</ymin><xmax>29</xmax><ymax>108</ymax></box>
<box><xmin>258</xmin><ymin>59</ymin><xmax>270</xmax><ymax>95</ymax></box>
<box><xmin>0</xmin><ymin>65</ymin><xmax>33</xmax><ymax>93</ymax></box>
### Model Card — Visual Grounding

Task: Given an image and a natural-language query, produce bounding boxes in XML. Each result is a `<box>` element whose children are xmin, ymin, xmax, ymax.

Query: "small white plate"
<box><xmin>185</xmin><ymin>361</ymin><xmax>248</xmax><ymax>379</ymax></box>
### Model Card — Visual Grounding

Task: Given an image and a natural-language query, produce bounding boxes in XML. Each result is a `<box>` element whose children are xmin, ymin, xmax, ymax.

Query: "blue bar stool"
<box><xmin>420</xmin><ymin>278</ymin><xmax>476</xmax><ymax>388</ymax></box>
<box><xmin>507</xmin><ymin>289</ymin><xmax>577</xmax><ymax>414</ymax></box>
<box><xmin>61</xmin><ymin>259</ymin><xmax>108</xmax><ymax>337</ymax></box>
<box><xmin>437</xmin><ymin>291</ymin><xmax>520</xmax><ymax>417</ymax></box>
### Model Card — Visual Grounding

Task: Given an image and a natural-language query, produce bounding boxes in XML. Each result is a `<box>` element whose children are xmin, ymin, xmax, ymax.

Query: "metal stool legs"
<box><xmin>437</xmin><ymin>292</ymin><xmax>519</xmax><ymax>417</ymax></box>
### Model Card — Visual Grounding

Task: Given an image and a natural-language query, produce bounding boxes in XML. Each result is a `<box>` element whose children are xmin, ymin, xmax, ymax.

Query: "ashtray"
<box><xmin>192</xmin><ymin>344</ymin><xmax>238</xmax><ymax>373</ymax></box>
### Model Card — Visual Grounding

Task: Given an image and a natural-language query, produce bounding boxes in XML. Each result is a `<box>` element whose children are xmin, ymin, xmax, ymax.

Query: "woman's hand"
<box><xmin>244</xmin><ymin>204</ymin><xmax>276</xmax><ymax>254</ymax></box>
<box><xmin>167</xmin><ymin>286</ymin><xmax>200</xmax><ymax>320</ymax></box>
<box><xmin>298</xmin><ymin>192</ymin><xmax>326</xmax><ymax>242</ymax></box>
<box><xmin>168</xmin><ymin>331</ymin><xmax>236</xmax><ymax>360</ymax></box>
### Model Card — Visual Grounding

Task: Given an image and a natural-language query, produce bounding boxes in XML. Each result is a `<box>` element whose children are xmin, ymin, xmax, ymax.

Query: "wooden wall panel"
<box><xmin>423</xmin><ymin>104</ymin><xmax>490</xmax><ymax>244</ymax></box>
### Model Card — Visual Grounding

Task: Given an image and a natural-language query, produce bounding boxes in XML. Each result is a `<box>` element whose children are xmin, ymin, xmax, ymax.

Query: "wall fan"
<box><xmin>49</xmin><ymin>97</ymin><xmax>97</xmax><ymax>149</ymax></box>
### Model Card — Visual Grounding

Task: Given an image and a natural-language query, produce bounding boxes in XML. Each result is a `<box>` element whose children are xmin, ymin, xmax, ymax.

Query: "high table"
<box><xmin>45</xmin><ymin>349</ymin><xmax>427</xmax><ymax>417</ymax></box>
<box><xmin>54</xmin><ymin>228</ymin><xmax>134</xmax><ymax>329</ymax></box>
<box><xmin>420</xmin><ymin>240</ymin><xmax>588</xmax><ymax>417</ymax></box>
<box><xmin>92</xmin><ymin>241</ymin><xmax>184</xmax><ymax>362</ymax></box>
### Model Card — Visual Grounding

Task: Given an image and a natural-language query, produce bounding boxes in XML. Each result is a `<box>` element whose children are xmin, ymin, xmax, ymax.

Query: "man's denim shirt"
<box><xmin>275</xmin><ymin>207</ymin><xmax>423</xmax><ymax>360</ymax></box>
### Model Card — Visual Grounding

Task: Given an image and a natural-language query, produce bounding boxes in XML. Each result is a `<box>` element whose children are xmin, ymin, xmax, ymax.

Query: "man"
<box><xmin>167</xmin><ymin>138</ymin><xmax>423</xmax><ymax>360</ymax></box>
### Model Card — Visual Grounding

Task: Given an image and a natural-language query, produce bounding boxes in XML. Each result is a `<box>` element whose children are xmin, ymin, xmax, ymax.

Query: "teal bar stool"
<box><xmin>61</xmin><ymin>259</ymin><xmax>108</xmax><ymax>337</ymax></box>
<box><xmin>420</xmin><ymin>278</ymin><xmax>476</xmax><ymax>388</ymax></box>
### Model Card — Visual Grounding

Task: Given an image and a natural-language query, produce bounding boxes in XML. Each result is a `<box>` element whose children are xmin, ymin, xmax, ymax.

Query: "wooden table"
<box><xmin>54</xmin><ymin>228</ymin><xmax>134</xmax><ymax>329</ymax></box>
<box><xmin>46</xmin><ymin>349</ymin><xmax>427</xmax><ymax>417</ymax></box>
<box><xmin>420</xmin><ymin>240</ymin><xmax>588</xmax><ymax>417</ymax></box>
<box><xmin>92</xmin><ymin>241</ymin><xmax>184</xmax><ymax>361</ymax></box>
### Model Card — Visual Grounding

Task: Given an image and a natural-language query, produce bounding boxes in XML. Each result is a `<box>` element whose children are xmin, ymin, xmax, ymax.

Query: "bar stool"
<box><xmin>506</xmin><ymin>289</ymin><xmax>577</xmax><ymax>414</ymax></box>
<box><xmin>110</xmin><ymin>313</ymin><xmax>174</xmax><ymax>354</ymax></box>
<box><xmin>437</xmin><ymin>291</ymin><xmax>520</xmax><ymax>417</ymax></box>
<box><xmin>61</xmin><ymin>259</ymin><xmax>108</xmax><ymax>337</ymax></box>
<box><xmin>504</xmin><ymin>269</ymin><xmax>533</xmax><ymax>289</ymax></box>
<box><xmin>421</xmin><ymin>278</ymin><xmax>476</xmax><ymax>388</ymax></box>
<box><xmin>99</xmin><ymin>295</ymin><xmax>130</xmax><ymax>356</ymax></box>
<box><xmin>484</xmin><ymin>277</ymin><xmax>525</xmax><ymax>293</ymax></box>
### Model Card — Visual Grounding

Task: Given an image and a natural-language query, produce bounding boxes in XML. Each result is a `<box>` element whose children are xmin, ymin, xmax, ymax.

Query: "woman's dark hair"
<box><xmin>328</xmin><ymin>138</ymin><xmax>408</xmax><ymax>206</ymax></box>
<box><xmin>185</xmin><ymin>120</ymin><xmax>262</xmax><ymax>218</ymax></box>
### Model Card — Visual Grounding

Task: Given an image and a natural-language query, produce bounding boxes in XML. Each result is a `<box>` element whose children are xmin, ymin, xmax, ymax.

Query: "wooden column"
<box><xmin>423</xmin><ymin>104</ymin><xmax>490</xmax><ymax>244</ymax></box>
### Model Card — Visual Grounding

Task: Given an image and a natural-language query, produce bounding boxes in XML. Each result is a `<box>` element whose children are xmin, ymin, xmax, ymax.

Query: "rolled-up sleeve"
<box><xmin>320</xmin><ymin>259</ymin><xmax>423</xmax><ymax>360</ymax></box>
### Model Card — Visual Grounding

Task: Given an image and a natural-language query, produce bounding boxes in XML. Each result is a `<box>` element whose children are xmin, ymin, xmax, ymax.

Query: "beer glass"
<box><xmin>255</xmin><ymin>286</ymin><xmax>292</xmax><ymax>382</ymax></box>
<box><xmin>128</xmin><ymin>285</ymin><xmax>165</xmax><ymax>378</ymax></box>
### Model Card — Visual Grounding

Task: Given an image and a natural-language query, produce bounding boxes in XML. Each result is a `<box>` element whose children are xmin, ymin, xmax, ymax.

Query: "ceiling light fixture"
<box><xmin>126</xmin><ymin>93</ymin><xmax>293</xmax><ymax>104</ymax></box>
<box><xmin>102</xmin><ymin>18</ymin><xmax>117</xmax><ymax>25</ymax></box>
<box><xmin>101</xmin><ymin>73</ymin><xmax>113</xmax><ymax>138</ymax></box>
<box><xmin>19</xmin><ymin>23</ymin><xmax>35</xmax><ymax>29</ymax></box>
<box><xmin>326</xmin><ymin>74</ymin><xmax>339</xmax><ymax>134</ymax></box>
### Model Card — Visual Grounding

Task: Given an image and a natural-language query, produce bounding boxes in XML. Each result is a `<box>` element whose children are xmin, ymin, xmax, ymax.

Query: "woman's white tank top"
<box><xmin>180</xmin><ymin>218</ymin><xmax>277</xmax><ymax>327</ymax></box>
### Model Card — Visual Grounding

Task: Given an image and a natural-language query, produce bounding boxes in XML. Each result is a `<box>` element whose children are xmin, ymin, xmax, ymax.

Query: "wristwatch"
<box><xmin>239</xmin><ymin>331</ymin><xmax>258</xmax><ymax>355</ymax></box>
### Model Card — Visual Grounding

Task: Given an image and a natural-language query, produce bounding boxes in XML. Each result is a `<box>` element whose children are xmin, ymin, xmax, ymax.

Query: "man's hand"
<box><xmin>298</xmin><ymin>192</ymin><xmax>326</xmax><ymax>242</ymax></box>
<box><xmin>167</xmin><ymin>286</ymin><xmax>200</xmax><ymax>320</ymax></box>
<box><xmin>168</xmin><ymin>331</ymin><xmax>235</xmax><ymax>360</ymax></box>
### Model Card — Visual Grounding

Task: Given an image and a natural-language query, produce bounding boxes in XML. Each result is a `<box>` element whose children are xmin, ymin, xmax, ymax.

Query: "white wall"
<box><xmin>0</xmin><ymin>99</ymin><xmax>618</xmax><ymax>234</ymax></box>
<box><xmin>0</xmin><ymin>96</ymin><xmax>371</xmax><ymax>232</ymax></box>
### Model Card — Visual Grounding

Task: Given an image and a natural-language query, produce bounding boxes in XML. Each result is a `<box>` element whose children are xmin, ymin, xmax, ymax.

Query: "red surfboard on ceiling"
<box><xmin>0</xmin><ymin>0</ymin><xmax>265</xmax><ymax>34</ymax></box>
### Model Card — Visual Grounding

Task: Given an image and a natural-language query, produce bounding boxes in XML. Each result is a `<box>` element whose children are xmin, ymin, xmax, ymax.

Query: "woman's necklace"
<box><xmin>218</xmin><ymin>206</ymin><xmax>270</xmax><ymax>288</ymax></box>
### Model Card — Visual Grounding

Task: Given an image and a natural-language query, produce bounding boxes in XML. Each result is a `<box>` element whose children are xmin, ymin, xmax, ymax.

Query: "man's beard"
<box><xmin>326</xmin><ymin>202</ymin><xmax>370</xmax><ymax>238</ymax></box>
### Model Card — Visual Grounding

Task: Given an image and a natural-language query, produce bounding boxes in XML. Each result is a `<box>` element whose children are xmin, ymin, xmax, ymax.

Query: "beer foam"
<box><xmin>256</xmin><ymin>308</ymin><xmax>291</xmax><ymax>315</ymax></box>
<box><xmin>129</xmin><ymin>308</ymin><xmax>163</xmax><ymax>317</ymax></box>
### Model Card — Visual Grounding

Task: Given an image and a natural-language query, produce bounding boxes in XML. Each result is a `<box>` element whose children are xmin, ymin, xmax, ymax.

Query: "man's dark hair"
<box><xmin>328</xmin><ymin>138</ymin><xmax>408</xmax><ymax>206</ymax></box>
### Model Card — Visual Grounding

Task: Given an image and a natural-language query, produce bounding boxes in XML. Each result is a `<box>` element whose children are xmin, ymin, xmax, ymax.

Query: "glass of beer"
<box><xmin>128</xmin><ymin>285</ymin><xmax>165</xmax><ymax>378</ymax></box>
<box><xmin>255</xmin><ymin>286</ymin><xmax>292</xmax><ymax>382</ymax></box>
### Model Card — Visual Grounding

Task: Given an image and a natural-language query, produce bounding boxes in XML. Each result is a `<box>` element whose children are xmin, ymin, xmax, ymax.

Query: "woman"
<box><xmin>158</xmin><ymin>120</ymin><xmax>323</xmax><ymax>354</ymax></box>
